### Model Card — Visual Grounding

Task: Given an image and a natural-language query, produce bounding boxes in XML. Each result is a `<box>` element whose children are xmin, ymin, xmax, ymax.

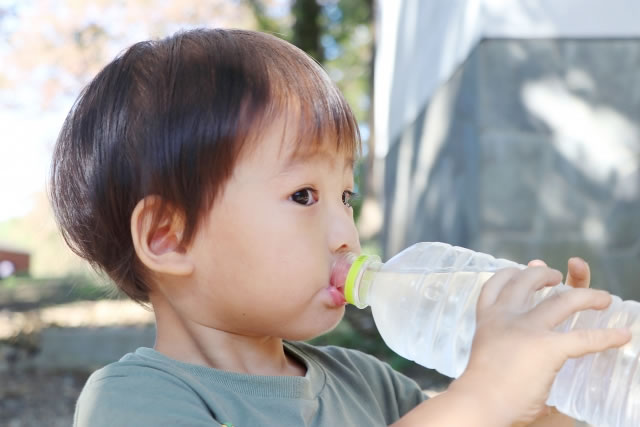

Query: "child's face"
<box><xmin>180</xmin><ymin>115</ymin><xmax>361</xmax><ymax>340</ymax></box>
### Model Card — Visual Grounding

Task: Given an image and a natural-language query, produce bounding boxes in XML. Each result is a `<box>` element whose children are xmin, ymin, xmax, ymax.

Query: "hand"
<box><xmin>529</xmin><ymin>256</ymin><xmax>591</xmax><ymax>290</ymax></box>
<box><xmin>449</xmin><ymin>262</ymin><xmax>631</xmax><ymax>426</ymax></box>
<box><xmin>523</xmin><ymin>257</ymin><xmax>591</xmax><ymax>427</ymax></box>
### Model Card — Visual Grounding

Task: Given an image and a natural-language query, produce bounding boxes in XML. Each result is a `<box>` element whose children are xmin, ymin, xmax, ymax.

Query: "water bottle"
<box><xmin>337</xmin><ymin>242</ymin><xmax>640</xmax><ymax>427</ymax></box>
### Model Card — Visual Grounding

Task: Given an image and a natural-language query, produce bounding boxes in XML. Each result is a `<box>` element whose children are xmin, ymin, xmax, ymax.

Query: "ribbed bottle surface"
<box><xmin>363</xmin><ymin>242</ymin><xmax>639</xmax><ymax>427</ymax></box>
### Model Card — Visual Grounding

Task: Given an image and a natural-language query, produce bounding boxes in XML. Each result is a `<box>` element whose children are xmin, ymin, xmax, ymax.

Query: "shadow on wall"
<box><xmin>382</xmin><ymin>39</ymin><xmax>640</xmax><ymax>300</ymax></box>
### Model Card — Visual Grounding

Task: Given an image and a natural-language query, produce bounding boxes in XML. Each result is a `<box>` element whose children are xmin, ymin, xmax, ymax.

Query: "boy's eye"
<box><xmin>290</xmin><ymin>188</ymin><xmax>317</xmax><ymax>206</ymax></box>
<box><xmin>342</xmin><ymin>190</ymin><xmax>359</xmax><ymax>208</ymax></box>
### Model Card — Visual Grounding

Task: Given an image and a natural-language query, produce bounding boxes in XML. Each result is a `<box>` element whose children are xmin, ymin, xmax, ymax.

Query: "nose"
<box><xmin>328</xmin><ymin>204</ymin><xmax>361</xmax><ymax>256</ymax></box>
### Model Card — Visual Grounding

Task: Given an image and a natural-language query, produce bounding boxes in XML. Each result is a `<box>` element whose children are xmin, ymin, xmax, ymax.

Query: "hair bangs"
<box><xmin>249</xmin><ymin>34</ymin><xmax>361</xmax><ymax>163</ymax></box>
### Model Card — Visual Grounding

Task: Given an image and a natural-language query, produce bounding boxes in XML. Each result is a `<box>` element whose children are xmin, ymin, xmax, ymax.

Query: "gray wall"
<box><xmin>383</xmin><ymin>39</ymin><xmax>640</xmax><ymax>300</ymax></box>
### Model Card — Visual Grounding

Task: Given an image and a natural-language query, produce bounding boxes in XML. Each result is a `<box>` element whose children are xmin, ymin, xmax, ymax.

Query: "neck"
<box><xmin>149</xmin><ymin>293</ymin><xmax>306</xmax><ymax>377</ymax></box>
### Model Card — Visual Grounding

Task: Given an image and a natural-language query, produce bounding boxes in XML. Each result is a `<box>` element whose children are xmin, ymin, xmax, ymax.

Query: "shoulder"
<box><xmin>289</xmin><ymin>341</ymin><xmax>427</xmax><ymax>420</ymax></box>
<box><xmin>74</xmin><ymin>349</ymin><xmax>213</xmax><ymax>427</ymax></box>
<box><xmin>79</xmin><ymin>349</ymin><xmax>193</xmax><ymax>394</ymax></box>
<box><xmin>290</xmin><ymin>340</ymin><xmax>404</xmax><ymax>379</ymax></box>
<box><xmin>291</xmin><ymin>341</ymin><xmax>427</xmax><ymax>398</ymax></box>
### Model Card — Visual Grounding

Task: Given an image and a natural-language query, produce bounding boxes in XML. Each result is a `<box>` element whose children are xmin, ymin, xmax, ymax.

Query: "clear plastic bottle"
<box><xmin>339</xmin><ymin>242</ymin><xmax>640</xmax><ymax>427</ymax></box>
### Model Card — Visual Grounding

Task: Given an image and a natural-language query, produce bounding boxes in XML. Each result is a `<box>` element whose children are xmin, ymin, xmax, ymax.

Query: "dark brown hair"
<box><xmin>49</xmin><ymin>28</ymin><xmax>360</xmax><ymax>303</ymax></box>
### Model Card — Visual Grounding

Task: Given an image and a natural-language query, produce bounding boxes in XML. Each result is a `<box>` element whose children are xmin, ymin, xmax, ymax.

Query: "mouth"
<box><xmin>327</xmin><ymin>256</ymin><xmax>352</xmax><ymax>306</ymax></box>
<box><xmin>326</xmin><ymin>284</ymin><xmax>346</xmax><ymax>307</ymax></box>
<box><xmin>330</xmin><ymin>257</ymin><xmax>350</xmax><ymax>293</ymax></box>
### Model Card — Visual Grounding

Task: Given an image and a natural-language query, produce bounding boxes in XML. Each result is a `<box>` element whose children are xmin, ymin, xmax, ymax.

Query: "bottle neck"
<box><xmin>351</xmin><ymin>260</ymin><xmax>383</xmax><ymax>308</ymax></box>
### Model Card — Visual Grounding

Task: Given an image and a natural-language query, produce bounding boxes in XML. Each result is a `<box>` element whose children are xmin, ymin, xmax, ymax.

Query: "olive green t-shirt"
<box><xmin>74</xmin><ymin>341</ymin><xmax>427</xmax><ymax>426</ymax></box>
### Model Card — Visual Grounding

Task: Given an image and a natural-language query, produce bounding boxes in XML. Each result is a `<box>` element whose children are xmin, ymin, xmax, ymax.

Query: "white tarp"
<box><xmin>374</xmin><ymin>0</ymin><xmax>640</xmax><ymax>156</ymax></box>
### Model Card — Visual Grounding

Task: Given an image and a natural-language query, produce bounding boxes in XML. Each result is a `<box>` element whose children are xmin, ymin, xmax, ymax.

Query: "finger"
<box><xmin>496</xmin><ymin>267</ymin><xmax>563</xmax><ymax>308</ymax></box>
<box><xmin>561</xmin><ymin>327</ymin><xmax>631</xmax><ymax>359</ymax></box>
<box><xmin>477</xmin><ymin>268</ymin><xmax>521</xmax><ymax>308</ymax></box>
<box><xmin>528</xmin><ymin>259</ymin><xmax>546</xmax><ymax>267</ymax></box>
<box><xmin>565</xmin><ymin>257</ymin><xmax>591</xmax><ymax>289</ymax></box>
<box><xmin>528</xmin><ymin>287</ymin><xmax>612</xmax><ymax>329</ymax></box>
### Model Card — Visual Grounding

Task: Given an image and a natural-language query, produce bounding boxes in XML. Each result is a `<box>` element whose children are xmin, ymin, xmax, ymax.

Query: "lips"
<box><xmin>330</xmin><ymin>256</ymin><xmax>352</xmax><ymax>294</ymax></box>
<box><xmin>327</xmin><ymin>285</ymin><xmax>346</xmax><ymax>306</ymax></box>
<box><xmin>327</xmin><ymin>256</ymin><xmax>353</xmax><ymax>306</ymax></box>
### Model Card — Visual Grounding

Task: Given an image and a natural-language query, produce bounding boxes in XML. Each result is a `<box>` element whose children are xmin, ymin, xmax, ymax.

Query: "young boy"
<box><xmin>50</xmin><ymin>28</ymin><xmax>630</xmax><ymax>426</ymax></box>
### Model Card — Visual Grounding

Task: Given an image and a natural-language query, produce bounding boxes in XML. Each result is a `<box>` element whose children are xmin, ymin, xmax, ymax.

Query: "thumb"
<box><xmin>566</xmin><ymin>257</ymin><xmax>591</xmax><ymax>289</ymax></box>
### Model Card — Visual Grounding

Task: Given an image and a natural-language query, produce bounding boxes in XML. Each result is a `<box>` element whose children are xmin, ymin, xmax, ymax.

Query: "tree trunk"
<box><xmin>292</xmin><ymin>0</ymin><xmax>324</xmax><ymax>63</ymax></box>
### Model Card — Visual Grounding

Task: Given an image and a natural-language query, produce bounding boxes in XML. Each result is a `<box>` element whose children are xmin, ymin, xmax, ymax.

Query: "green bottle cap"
<box><xmin>344</xmin><ymin>254</ymin><xmax>372</xmax><ymax>306</ymax></box>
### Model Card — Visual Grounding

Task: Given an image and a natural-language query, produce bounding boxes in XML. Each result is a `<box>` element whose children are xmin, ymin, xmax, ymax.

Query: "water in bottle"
<box><xmin>336</xmin><ymin>242</ymin><xmax>640</xmax><ymax>427</ymax></box>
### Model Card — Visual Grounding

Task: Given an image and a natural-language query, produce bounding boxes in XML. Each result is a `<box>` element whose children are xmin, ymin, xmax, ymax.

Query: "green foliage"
<box><xmin>245</xmin><ymin>0</ymin><xmax>283</xmax><ymax>35</ymax></box>
<box><xmin>350</xmin><ymin>158</ymin><xmax>364</xmax><ymax>222</ymax></box>
<box><xmin>0</xmin><ymin>273</ymin><xmax>120</xmax><ymax>311</ymax></box>
<box><xmin>0</xmin><ymin>275</ymin><xmax>37</xmax><ymax>289</ymax></box>
<box><xmin>360</xmin><ymin>239</ymin><xmax>382</xmax><ymax>257</ymax></box>
<box><xmin>249</xmin><ymin>0</ymin><xmax>374</xmax><ymax>128</ymax></box>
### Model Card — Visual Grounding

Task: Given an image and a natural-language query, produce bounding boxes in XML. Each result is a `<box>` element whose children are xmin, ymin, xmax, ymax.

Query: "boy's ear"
<box><xmin>131</xmin><ymin>196</ymin><xmax>195</xmax><ymax>276</ymax></box>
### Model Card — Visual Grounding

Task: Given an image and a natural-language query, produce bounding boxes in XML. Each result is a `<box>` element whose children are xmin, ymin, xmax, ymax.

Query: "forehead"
<box><xmin>282</xmin><ymin>146</ymin><xmax>356</xmax><ymax>175</ymax></box>
<box><xmin>242</xmin><ymin>110</ymin><xmax>357</xmax><ymax>172</ymax></box>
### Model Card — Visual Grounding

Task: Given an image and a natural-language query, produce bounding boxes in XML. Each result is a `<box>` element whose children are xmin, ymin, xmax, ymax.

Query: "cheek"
<box><xmin>202</xmin><ymin>197</ymin><xmax>326</xmax><ymax>281</ymax></box>
<box><xmin>254</xmin><ymin>204</ymin><xmax>325</xmax><ymax>248</ymax></box>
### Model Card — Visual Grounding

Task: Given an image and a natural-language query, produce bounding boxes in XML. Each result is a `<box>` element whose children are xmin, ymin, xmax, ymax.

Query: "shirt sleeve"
<box><xmin>74</xmin><ymin>367</ymin><xmax>219</xmax><ymax>427</ymax></box>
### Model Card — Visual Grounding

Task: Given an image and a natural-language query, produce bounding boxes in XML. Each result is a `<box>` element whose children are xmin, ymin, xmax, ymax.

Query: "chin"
<box><xmin>286</xmin><ymin>309</ymin><xmax>346</xmax><ymax>342</ymax></box>
<box><xmin>313</xmin><ymin>309</ymin><xmax>347</xmax><ymax>340</ymax></box>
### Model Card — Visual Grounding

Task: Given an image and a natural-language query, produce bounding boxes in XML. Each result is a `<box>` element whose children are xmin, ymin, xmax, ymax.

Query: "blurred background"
<box><xmin>1</xmin><ymin>0</ymin><xmax>639</xmax><ymax>425</ymax></box>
